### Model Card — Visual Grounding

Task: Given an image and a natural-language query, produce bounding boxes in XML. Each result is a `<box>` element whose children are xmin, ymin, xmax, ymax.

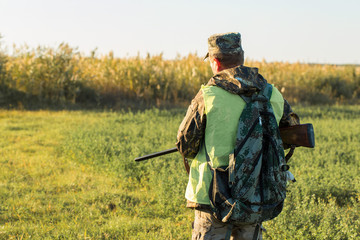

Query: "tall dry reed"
<box><xmin>0</xmin><ymin>43</ymin><xmax>359</xmax><ymax>108</ymax></box>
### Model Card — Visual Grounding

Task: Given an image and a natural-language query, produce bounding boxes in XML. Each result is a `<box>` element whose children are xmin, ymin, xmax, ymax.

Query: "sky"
<box><xmin>0</xmin><ymin>0</ymin><xmax>359</xmax><ymax>64</ymax></box>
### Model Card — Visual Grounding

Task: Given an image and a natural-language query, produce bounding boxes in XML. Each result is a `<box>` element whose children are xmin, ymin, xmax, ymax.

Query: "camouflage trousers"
<box><xmin>192</xmin><ymin>209</ymin><xmax>263</xmax><ymax>240</ymax></box>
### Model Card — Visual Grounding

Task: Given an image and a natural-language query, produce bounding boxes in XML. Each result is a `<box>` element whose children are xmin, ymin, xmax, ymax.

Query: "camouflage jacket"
<box><xmin>176</xmin><ymin>65</ymin><xmax>300</xmax><ymax>160</ymax></box>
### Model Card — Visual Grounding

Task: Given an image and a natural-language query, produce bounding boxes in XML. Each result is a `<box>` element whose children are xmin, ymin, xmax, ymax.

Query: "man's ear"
<box><xmin>213</xmin><ymin>58</ymin><xmax>222</xmax><ymax>72</ymax></box>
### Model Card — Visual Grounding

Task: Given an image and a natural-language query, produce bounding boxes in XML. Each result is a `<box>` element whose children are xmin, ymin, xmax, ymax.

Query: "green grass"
<box><xmin>0</xmin><ymin>106</ymin><xmax>359</xmax><ymax>239</ymax></box>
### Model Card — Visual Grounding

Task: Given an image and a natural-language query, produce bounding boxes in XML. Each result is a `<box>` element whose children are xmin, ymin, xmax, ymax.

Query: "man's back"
<box><xmin>183</xmin><ymin>65</ymin><xmax>286</xmax><ymax>206</ymax></box>
<box><xmin>176</xmin><ymin>32</ymin><xmax>300</xmax><ymax>240</ymax></box>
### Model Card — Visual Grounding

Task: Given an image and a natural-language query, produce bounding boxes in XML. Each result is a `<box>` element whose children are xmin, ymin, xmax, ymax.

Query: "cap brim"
<box><xmin>203</xmin><ymin>52</ymin><xmax>209</xmax><ymax>60</ymax></box>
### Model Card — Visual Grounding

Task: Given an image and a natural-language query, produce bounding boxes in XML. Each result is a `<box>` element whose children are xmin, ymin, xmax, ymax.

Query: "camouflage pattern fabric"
<box><xmin>192</xmin><ymin>209</ymin><xmax>263</xmax><ymax>240</ymax></box>
<box><xmin>176</xmin><ymin>90</ymin><xmax>206</xmax><ymax>159</ymax></box>
<box><xmin>280</xmin><ymin>99</ymin><xmax>300</xmax><ymax>128</ymax></box>
<box><xmin>208</xmin><ymin>83</ymin><xmax>288</xmax><ymax>224</ymax></box>
<box><xmin>176</xmin><ymin>65</ymin><xmax>300</xmax><ymax>161</ymax></box>
<box><xmin>210</xmin><ymin>66</ymin><xmax>266</xmax><ymax>93</ymax></box>
<box><xmin>204</xmin><ymin>32</ymin><xmax>244</xmax><ymax>60</ymax></box>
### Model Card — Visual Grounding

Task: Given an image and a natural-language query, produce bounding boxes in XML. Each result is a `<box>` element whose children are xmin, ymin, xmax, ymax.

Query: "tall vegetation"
<box><xmin>0</xmin><ymin>35</ymin><xmax>9</xmax><ymax>105</ymax></box>
<box><xmin>0</xmin><ymin>42</ymin><xmax>359</xmax><ymax>108</ymax></box>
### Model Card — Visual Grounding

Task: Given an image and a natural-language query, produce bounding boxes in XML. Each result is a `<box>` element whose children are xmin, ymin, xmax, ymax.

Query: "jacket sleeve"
<box><xmin>279</xmin><ymin>99</ymin><xmax>300</xmax><ymax>128</ymax></box>
<box><xmin>176</xmin><ymin>90</ymin><xmax>206</xmax><ymax>159</ymax></box>
<box><xmin>279</xmin><ymin>99</ymin><xmax>300</xmax><ymax>149</ymax></box>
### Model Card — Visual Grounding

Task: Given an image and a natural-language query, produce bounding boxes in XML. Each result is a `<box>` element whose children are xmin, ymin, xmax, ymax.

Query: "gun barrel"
<box><xmin>134</xmin><ymin>124</ymin><xmax>315</xmax><ymax>162</ymax></box>
<box><xmin>134</xmin><ymin>147</ymin><xmax>178</xmax><ymax>162</ymax></box>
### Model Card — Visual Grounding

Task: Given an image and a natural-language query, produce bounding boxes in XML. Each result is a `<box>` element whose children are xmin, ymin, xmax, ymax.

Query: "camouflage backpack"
<box><xmin>207</xmin><ymin>83</ymin><xmax>288</xmax><ymax>227</ymax></box>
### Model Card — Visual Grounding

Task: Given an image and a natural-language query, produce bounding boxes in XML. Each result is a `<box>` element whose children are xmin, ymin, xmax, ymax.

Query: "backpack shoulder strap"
<box><xmin>261</xmin><ymin>83</ymin><xmax>273</xmax><ymax>100</ymax></box>
<box><xmin>250</xmin><ymin>83</ymin><xmax>272</xmax><ymax>102</ymax></box>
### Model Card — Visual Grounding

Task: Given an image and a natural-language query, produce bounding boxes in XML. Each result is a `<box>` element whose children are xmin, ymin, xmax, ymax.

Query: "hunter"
<box><xmin>176</xmin><ymin>32</ymin><xmax>300</xmax><ymax>240</ymax></box>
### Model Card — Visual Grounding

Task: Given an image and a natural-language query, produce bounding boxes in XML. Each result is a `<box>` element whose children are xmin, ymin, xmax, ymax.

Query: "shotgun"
<box><xmin>135</xmin><ymin>123</ymin><xmax>314</xmax><ymax>162</ymax></box>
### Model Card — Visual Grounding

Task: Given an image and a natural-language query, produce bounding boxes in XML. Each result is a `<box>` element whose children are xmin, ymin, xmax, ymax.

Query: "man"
<box><xmin>176</xmin><ymin>32</ymin><xmax>299</xmax><ymax>240</ymax></box>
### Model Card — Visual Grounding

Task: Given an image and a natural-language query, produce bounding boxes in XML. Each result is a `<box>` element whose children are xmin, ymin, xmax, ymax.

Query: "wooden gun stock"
<box><xmin>135</xmin><ymin>123</ymin><xmax>315</xmax><ymax>162</ymax></box>
<box><xmin>280</xmin><ymin>123</ymin><xmax>315</xmax><ymax>148</ymax></box>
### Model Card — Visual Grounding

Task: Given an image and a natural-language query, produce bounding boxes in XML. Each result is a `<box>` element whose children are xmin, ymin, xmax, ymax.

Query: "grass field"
<box><xmin>1</xmin><ymin>106</ymin><xmax>359</xmax><ymax>239</ymax></box>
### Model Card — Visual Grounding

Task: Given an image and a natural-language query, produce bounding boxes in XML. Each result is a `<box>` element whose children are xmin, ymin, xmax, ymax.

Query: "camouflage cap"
<box><xmin>204</xmin><ymin>32</ymin><xmax>243</xmax><ymax>60</ymax></box>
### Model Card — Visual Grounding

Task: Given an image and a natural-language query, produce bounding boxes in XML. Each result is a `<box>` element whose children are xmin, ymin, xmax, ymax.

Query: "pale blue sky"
<box><xmin>0</xmin><ymin>0</ymin><xmax>359</xmax><ymax>64</ymax></box>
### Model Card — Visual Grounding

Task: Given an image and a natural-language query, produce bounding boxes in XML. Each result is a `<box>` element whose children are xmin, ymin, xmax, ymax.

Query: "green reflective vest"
<box><xmin>185</xmin><ymin>84</ymin><xmax>284</xmax><ymax>204</ymax></box>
